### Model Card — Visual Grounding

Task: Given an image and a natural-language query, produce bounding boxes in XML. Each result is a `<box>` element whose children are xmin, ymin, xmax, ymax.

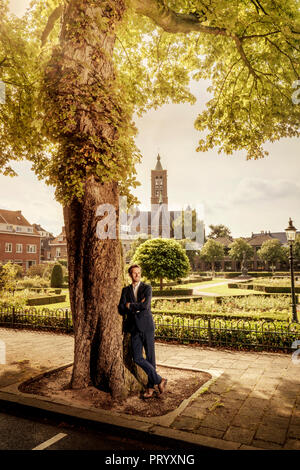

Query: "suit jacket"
<box><xmin>118</xmin><ymin>282</ymin><xmax>154</xmax><ymax>333</ymax></box>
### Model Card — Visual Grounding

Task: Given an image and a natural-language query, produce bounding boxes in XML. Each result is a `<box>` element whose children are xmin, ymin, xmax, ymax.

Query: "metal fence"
<box><xmin>0</xmin><ymin>306</ymin><xmax>72</xmax><ymax>333</ymax></box>
<box><xmin>0</xmin><ymin>306</ymin><xmax>300</xmax><ymax>352</ymax></box>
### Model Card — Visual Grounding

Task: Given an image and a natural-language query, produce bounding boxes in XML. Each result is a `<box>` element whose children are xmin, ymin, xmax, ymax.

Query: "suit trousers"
<box><xmin>131</xmin><ymin>329</ymin><xmax>162</xmax><ymax>388</ymax></box>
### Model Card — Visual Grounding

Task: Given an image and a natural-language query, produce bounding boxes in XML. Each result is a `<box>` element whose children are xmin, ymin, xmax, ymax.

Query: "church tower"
<box><xmin>151</xmin><ymin>154</ymin><xmax>168</xmax><ymax>208</ymax></box>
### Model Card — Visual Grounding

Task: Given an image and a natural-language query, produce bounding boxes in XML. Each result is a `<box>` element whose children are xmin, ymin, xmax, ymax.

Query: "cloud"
<box><xmin>0</xmin><ymin>164</ymin><xmax>63</xmax><ymax>236</ymax></box>
<box><xmin>228</xmin><ymin>178</ymin><xmax>300</xmax><ymax>205</ymax></box>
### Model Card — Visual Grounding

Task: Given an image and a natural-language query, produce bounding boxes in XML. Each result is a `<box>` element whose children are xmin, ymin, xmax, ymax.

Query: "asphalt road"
<box><xmin>0</xmin><ymin>410</ymin><xmax>175</xmax><ymax>451</ymax></box>
<box><xmin>0</xmin><ymin>402</ymin><xmax>207</xmax><ymax>454</ymax></box>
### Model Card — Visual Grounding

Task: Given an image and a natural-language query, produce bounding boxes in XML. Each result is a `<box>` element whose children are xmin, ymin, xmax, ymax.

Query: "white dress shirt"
<box><xmin>132</xmin><ymin>281</ymin><xmax>141</xmax><ymax>301</ymax></box>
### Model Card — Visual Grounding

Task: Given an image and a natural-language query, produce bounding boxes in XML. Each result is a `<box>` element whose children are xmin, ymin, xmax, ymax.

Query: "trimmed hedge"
<box><xmin>26</xmin><ymin>295</ymin><xmax>66</xmax><ymax>306</ymax></box>
<box><xmin>152</xmin><ymin>289</ymin><xmax>194</xmax><ymax>297</ymax></box>
<box><xmin>214</xmin><ymin>271</ymin><xmax>300</xmax><ymax>278</ymax></box>
<box><xmin>51</xmin><ymin>264</ymin><xmax>63</xmax><ymax>288</ymax></box>
<box><xmin>151</xmin><ymin>277</ymin><xmax>212</xmax><ymax>287</ymax></box>
<box><xmin>253</xmin><ymin>285</ymin><xmax>300</xmax><ymax>294</ymax></box>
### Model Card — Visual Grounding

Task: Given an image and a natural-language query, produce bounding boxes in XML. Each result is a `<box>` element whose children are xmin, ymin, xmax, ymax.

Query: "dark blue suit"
<box><xmin>118</xmin><ymin>282</ymin><xmax>162</xmax><ymax>388</ymax></box>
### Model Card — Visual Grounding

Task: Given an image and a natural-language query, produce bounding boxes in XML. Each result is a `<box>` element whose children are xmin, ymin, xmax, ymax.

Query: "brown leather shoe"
<box><xmin>158</xmin><ymin>378</ymin><xmax>168</xmax><ymax>394</ymax></box>
<box><xmin>143</xmin><ymin>388</ymin><xmax>155</xmax><ymax>398</ymax></box>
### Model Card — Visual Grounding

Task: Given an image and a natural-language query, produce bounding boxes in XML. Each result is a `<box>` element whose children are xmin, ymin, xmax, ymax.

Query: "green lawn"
<box><xmin>194</xmin><ymin>284</ymin><xmax>262</xmax><ymax>296</ymax></box>
<box><xmin>175</xmin><ymin>278</ymin><xmax>228</xmax><ymax>288</ymax></box>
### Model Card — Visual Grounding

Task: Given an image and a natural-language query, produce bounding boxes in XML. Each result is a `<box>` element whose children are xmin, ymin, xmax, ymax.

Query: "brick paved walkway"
<box><xmin>1</xmin><ymin>327</ymin><xmax>300</xmax><ymax>450</ymax></box>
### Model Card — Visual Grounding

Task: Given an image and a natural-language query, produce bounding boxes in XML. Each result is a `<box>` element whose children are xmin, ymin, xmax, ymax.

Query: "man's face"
<box><xmin>130</xmin><ymin>267</ymin><xmax>141</xmax><ymax>284</ymax></box>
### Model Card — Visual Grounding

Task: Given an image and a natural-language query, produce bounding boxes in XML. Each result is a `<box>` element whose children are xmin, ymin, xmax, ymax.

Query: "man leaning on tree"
<box><xmin>118</xmin><ymin>264</ymin><xmax>167</xmax><ymax>398</ymax></box>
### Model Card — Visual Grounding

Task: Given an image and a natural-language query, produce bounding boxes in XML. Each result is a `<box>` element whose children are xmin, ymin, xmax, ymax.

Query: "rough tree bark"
<box><xmin>64</xmin><ymin>179</ymin><xmax>144</xmax><ymax>399</ymax></box>
<box><xmin>43</xmin><ymin>0</ymin><xmax>146</xmax><ymax>399</ymax></box>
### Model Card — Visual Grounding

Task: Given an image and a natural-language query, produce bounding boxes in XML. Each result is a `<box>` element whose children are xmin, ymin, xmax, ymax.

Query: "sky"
<box><xmin>2</xmin><ymin>0</ymin><xmax>299</xmax><ymax>238</ymax></box>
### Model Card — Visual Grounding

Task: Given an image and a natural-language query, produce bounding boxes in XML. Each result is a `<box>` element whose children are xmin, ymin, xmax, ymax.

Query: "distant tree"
<box><xmin>178</xmin><ymin>239</ymin><xmax>201</xmax><ymax>272</ymax></box>
<box><xmin>127</xmin><ymin>235</ymin><xmax>150</xmax><ymax>263</ymax></box>
<box><xmin>50</xmin><ymin>263</ymin><xmax>64</xmax><ymax>288</ymax></box>
<box><xmin>133</xmin><ymin>238</ymin><xmax>190</xmax><ymax>290</ymax></box>
<box><xmin>0</xmin><ymin>262</ymin><xmax>20</xmax><ymax>292</ymax></box>
<box><xmin>27</xmin><ymin>264</ymin><xmax>48</xmax><ymax>278</ymax></box>
<box><xmin>207</xmin><ymin>224</ymin><xmax>231</xmax><ymax>240</ymax></box>
<box><xmin>228</xmin><ymin>239</ymin><xmax>254</xmax><ymax>272</ymax></box>
<box><xmin>257</xmin><ymin>239</ymin><xmax>288</xmax><ymax>273</ymax></box>
<box><xmin>200</xmin><ymin>239</ymin><xmax>225</xmax><ymax>275</ymax></box>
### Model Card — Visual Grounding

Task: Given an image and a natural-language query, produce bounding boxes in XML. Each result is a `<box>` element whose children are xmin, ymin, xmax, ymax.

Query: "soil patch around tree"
<box><xmin>19</xmin><ymin>366</ymin><xmax>212</xmax><ymax>417</ymax></box>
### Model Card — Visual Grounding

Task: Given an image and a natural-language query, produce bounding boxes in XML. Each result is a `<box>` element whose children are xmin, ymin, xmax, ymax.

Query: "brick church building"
<box><xmin>120</xmin><ymin>155</ymin><xmax>177</xmax><ymax>246</ymax></box>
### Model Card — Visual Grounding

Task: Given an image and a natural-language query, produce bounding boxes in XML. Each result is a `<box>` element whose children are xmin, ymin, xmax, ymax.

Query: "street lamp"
<box><xmin>285</xmin><ymin>218</ymin><xmax>298</xmax><ymax>322</ymax></box>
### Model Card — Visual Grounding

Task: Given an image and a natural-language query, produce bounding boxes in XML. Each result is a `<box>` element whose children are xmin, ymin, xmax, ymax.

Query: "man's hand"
<box><xmin>126</xmin><ymin>302</ymin><xmax>130</xmax><ymax>309</ymax></box>
<box><xmin>141</xmin><ymin>298</ymin><xmax>145</xmax><ymax>302</ymax></box>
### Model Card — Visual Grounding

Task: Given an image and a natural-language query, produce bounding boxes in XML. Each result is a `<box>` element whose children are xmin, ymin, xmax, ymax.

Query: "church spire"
<box><xmin>155</xmin><ymin>154</ymin><xmax>163</xmax><ymax>171</ymax></box>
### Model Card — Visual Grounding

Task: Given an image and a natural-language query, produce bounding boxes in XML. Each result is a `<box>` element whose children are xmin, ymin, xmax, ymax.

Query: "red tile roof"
<box><xmin>0</xmin><ymin>209</ymin><xmax>40</xmax><ymax>235</ymax></box>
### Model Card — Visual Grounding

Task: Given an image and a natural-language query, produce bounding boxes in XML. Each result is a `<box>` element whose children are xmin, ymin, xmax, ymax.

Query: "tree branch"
<box><xmin>41</xmin><ymin>5</ymin><xmax>63</xmax><ymax>46</ymax></box>
<box><xmin>132</xmin><ymin>0</ymin><xmax>227</xmax><ymax>36</ymax></box>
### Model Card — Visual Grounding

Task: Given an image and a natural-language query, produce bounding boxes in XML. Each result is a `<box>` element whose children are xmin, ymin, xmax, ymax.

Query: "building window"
<box><xmin>27</xmin><ymin>227</ymin><xmax>33</xmax><ymax>233</ymax></box>
<box><xmin>56</xmin><ymin>248</ymin><xmax>61</xmax><ymax>257</ymax></box>
<box><xmin>6</xmin><ymin>225</ymin><xmax>13</xmax><ymax>231</ymax></box>
<box><xmin>16</xmin><ymin>226</ymin><xmax>22</xmax><ymax>232</ymax></box>
<box><xmin>27</xmin><ymin>244</ymin><xmax>36</xmax><ymax>253</ymax></box>
<box><xmin>16</xmin><ymin>244</ymin><xmax>23</xmax><ymax>253</ymax></box>
<box><xmin>5</xmin><ymin>243</ymin><xmax>12</xmax><ymax>252</ymax></box>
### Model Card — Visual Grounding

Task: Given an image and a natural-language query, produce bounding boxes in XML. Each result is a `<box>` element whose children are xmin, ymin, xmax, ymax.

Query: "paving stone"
<box><xmin>181</xmin><ymin>406</ymin><xmax>207</xmax><ymax>420</ymax></box>
<box><xmin>237</xmin><ymin>405</ymin><xmax>265</xmax><ymax>419</ymax></box>
<box><xmin>268</xmin><ymin>397</ymin><xmax>295</xmax><ymax>408</ymax></box>
<box><xmin>222</xmin><ymin>390</ymin><xmax>248</xmax><ymax>402</ymax></box>
<box><xmin>171</xmin><ymin>416</ymin><xmax>201</xmax><ymax>431</ymax></box>
<box><xmin>252</xmin><ymin>439</ymin><xmax>283</xmax><ymax>450</ymax></box>
<box><xmin>284</xmin><ymin>439</ymin><xmax>300</xmax><ymax>450</ymax></box>
<box><xmin>264</xmin><ymin>407</ymin><xmax>293</xmax><ymax>419</ymax></box>
<box><xmin>231</xmin><ymin>414</ymin><xmax>259</xmax><ymax>430</ymax></box>
<box><xmin>223</xmin><ymin>426</ymin><xmax>256</xmax><ymax>445</ymax></box>
<box><xmin>261</xmin><ymin>414</ymin><xmax>290</xmax><ymax>428</ymax></box>
<box><xmin>288</xmin><ymin>424</ymin><xmax>300</xmax><ymax>439</ymax></box>
<box><xmin>242</xmin><ymin>397</ymin><xmax>269</xmax><ymax>410</ymax></box>
<box><xmin>255</xmin><ymin>424</ymin><xmax>287</xmax><ymax>445</ymax></box>
<box><xmin>208</xmin><ymin>382</ymin><xmax>231</xmax><ymax>394</ymax></box>
<box><xmin>248</xmin><ymin>389</ymin><xmax>275</xmax><ymax>400</ymax></box>
<box><xmin>194</xmin><ymin>426</ymin><xmax>224</xmax><ymax>439</ymax></box>
<box><xmin>200</xmin><ymin>409</ymin><xmax>235</xmax><ymax>432</ymax></box>
<box><xmin>290</xmin><ymin>414</ymin><xmax>300</xmax><ymax>427</ymax></box>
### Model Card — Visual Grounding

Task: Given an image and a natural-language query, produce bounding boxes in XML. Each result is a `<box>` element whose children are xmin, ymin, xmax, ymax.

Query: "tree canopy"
<box><xmin>1</xmin><ymin>0</ymin><xmax>299</xmax><ymax>203</ymax></box>
<box><xmin>133</xmin><ymin>237</ymin><xmax>190</xmax><ymax>287</ymax></box>
<box><xmin>207</xmin><ymin>224</ymin><xmax>232</xmax><ymax>239</ymax></box>
<box><xmin>200</xmin><ymin>238</ymin><xmax>225</xmax><ymax>272</ymax></box>
<box><xmin>257</xmin><ymin>238</ymin><xmax>287</xmax><ymax>271</ymax></box>
<box><xmin>228</xmin><ymin>238</ymin><xmax>254</xmax><ymax>262</ymax></box>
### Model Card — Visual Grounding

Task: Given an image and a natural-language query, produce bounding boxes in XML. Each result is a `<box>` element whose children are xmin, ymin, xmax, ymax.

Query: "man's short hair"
<box><xmin>128</xmin><ymin>264</ymin><xmax>141</xmax><ymax>276</ymax></box>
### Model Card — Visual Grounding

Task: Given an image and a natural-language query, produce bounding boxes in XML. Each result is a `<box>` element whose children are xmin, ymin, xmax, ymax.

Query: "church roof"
<box><xmin>155</xmin><ymin>154</ymin><xmax>163</xmax><ymax>171</ymax></box>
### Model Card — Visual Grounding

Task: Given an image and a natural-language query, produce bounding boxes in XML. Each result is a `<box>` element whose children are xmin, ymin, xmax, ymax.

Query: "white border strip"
<box><xmin>32</xmin><ymin>433</ymin><xmax>67</xmax><ymax>450</ymax></box>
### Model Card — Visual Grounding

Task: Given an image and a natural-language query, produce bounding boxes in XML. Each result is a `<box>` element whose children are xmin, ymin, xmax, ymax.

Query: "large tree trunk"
<box><xmin>43</xmin><ymin>0</ymin><xmax>146</xmax><ymax>399</ymax></box>
<box><xmin>64</xmin><ymin>179</ymin><xmax>144</xmax><ymax>399</ymax></box>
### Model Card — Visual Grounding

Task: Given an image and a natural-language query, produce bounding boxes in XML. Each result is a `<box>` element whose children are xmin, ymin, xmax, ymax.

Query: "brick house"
<box><xmin>49</xmin><ymin>226</ymin><xmax>68</xmax><ymax>261</ymax></box>
<box><xmin>0</xmin><ymin>209</ymin><xmax>41</xmax><ymax>270</ymax></box>
<box><xmin>32</xmin><ymin>224</ymin><xmax>54</xmax><ymax>262</ymax></box>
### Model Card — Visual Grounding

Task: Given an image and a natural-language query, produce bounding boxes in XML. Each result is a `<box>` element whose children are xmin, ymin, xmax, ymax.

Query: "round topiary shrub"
<box><xmin>50</xmin><ymin>263</ymin><xmax>63</xmax><ymax>288</ymax></box>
